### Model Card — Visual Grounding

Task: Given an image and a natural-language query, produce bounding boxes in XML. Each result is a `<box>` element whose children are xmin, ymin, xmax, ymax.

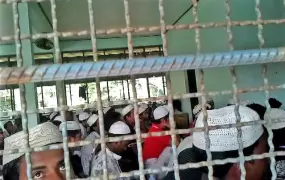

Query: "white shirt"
<box><xmin>90</xmin><ymin>148</ymin><xmax>130</xmax><ymax>180</ymax></box>
<box><xmin>81</xmin><ymin>131</ymin><xmax>100</xmax><ymax>175</ymax></box>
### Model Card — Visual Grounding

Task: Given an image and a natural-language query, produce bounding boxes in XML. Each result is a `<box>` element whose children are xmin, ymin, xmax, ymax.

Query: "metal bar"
<box><xmin>1</xmin><ymin>82</ymin><xmax>285</xmax><ymax>118</ymax></box>
<box><xmin>87</xmin><ymin>0</ymin><xmax>108</xmax><ymax>178</ymax></box>
<box><xmin>191</xmin><ymin>0</ymin><xmax>213</xmax><ymax>178</ymax></box>
<box><xmin>262</xmin><ymin>64</ymin><xmax>277</xmax><ymax>179</ymax></box>
<box><xmin>1</xmin><ymin>47</ymin><xmax>284</xmax><ymax>86</ymax></box>
<box><xmin>121</xmin><ymin>80</ymin><xmax>125</xmax><ymax>100</ymax></box>
<box><xmin>146</xmin><ymin>77</ymin><xmax>150</xmax><ymax>98</ymax></box>
<box><xmin>49</xmin><ymin>0</ymin><xmax>71</xmax><ymax>179</ymax></box>
<box><xmin>224</xmin><ymin>0</ymin><xmax>246</xmax><ymax>179</ymax></box>
<box><xmin>123</xmin><ymin>0</ymin><xmax>145</xmax><ymax>179</ymax></box>
<box><xmin>12</xmin><ymin>2</ymin><xmax>33</xmax><ymax>180</ymax></box>
<box><xmin>41</xmin><ymin>84</ymin><xmax>44</xmax><ymax>108</ymax></box>
<box><xmin>2</xmin><ymin>19</ymin><xmax>285</xmax><ymax>43</ymax></box>
<box><xmin>159</xmin><ymin>0</ymin><xmax>180</xmax><ymax>179</ymax></box>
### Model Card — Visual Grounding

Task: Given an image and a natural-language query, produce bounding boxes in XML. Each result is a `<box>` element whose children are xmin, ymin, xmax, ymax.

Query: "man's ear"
<box><xmin>227</xmin><ymin>163</ymin><xmax>241</xmax><ymax>179</ymax></box>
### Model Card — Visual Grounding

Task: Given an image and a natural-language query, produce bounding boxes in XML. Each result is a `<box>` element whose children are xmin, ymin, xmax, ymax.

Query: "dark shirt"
<box><xmin>70</xmin><ymin>154</ymin><xmax>86</xmax><ymax>178</ymax></box>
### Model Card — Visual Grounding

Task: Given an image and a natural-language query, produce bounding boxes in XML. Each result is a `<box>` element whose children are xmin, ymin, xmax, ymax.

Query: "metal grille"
<box><xmin>0</xmin><ymin>0</ymin><xmax>285</xmax><ymax>180</ymax></box>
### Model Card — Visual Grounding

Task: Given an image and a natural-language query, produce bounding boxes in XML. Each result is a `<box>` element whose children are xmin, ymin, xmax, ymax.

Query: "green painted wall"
<box><xmin>167</xmin><ymin>0</ymin><xmax>285</xmax><ymax>108</ymax></box>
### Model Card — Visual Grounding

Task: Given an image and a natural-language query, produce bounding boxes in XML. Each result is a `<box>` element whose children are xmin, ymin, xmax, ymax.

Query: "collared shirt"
<box><xmin>90</xmin><ymin>148</ymin><xmax>130</xmax><ymax>180</ymax></box>
<box><xmin>143</xmin><ymin>124</ymin><xmax>171</xmax><ymax>161</ymax></box>
<box><xmin>81</xmin><ymin>131</ymin><xmax>100</xmax><ymax>175</ymax></box>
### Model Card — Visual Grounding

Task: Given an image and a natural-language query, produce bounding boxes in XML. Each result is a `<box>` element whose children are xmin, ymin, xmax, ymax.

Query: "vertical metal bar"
<box><xmin>12</xmin><ymin>2</ymin><xmax>32</xmax><ymax>180</ymax></box>
<box><xmin>146</xmin><ymin>77</ymin><xmax>150</xmax><ymax>98</ymax></box>
<box><xmin>262</xmin><ymin>64</ymin><xmax>277</xmax><ymax>180</ymax></box>
<box><xmin>229</xmin><ymin>67</ymin><xmax>246</xmax><ymax>180</ymax></box>
<box><xmin>49</xmin><ymin>0</ymin><xmax>71</xmax><ymax>179</ymax></box>
<box><xmin>224</xmin><ymin>0</ymin><xmax>246</xmax><ymax>179</ymax></box>
<box><xmin>68</xmin><ymin>84</ymin><xmax>72</xmax><ymax>106</ymax></box>
<box><xmin>162</xmin><ymin>76</ymin><xmax>166</xmax><ymax>95</ymax></box>
<box><xmin>191</xmin><ymin>0</ymin><xmax>213</xmax><ymax>178</ymax></box>
<box><xmin>107</xmin><ymin>80</ymin><xmax>110</xmax><ymax>102</ymax></box>
<box><xmin>121</xmin><ymin>80</ymin><xmax>126</xmax><ymax>100</ymax></box>
<box><xmin>159</xmin><ymin>0</ymin><xmax>180</xmax><ymax>179</ymax></box>
<box><xmin>127</xmin><ymin>79</ymin><xmax>131</xmax><ymax>99</ymax></box>
<box><xmin>255</xmin><ymin>0</ymin><xmax>265</xmax><ymax>49</ymax></box>
<box><xmin>123</xmin><ymin>0</ymin><xmax>145</xmax><ymax>179</ymax></box>
<box><xmin>86</xmin><ymin>83</ymin><xmax>89</xmax><ymax>104</ymax></box>
<box><xmin>41</xmin><ymin>84</ymin><xmax>44</xmax><ymax>108</ymax></box>
<box><xmin>9</xmin><ymin>88</ymin><xmax>13</xmax><ymax>111</ymax></box>
<box><xmin>87</xmin><ymin>0</ymin><xmax>108</xmax><ymax>179</ymax></box>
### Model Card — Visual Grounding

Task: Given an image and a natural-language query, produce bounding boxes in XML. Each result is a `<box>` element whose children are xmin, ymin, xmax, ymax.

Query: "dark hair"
<box><xmin>4</xmin><ymin>121</ymin><xmax>13</xmax><ymax>130</ymax></box>
<box><xmin>193</xmin><ymin>132</ymin><xmax>267</xmax><ymax>178</ymax></box>
<box><xmin>67</xmin><ymin>130</ymin><xmax>81</xmax><ymax>138</ymax></box>
<box><xmin>52</xmin><ymin>121</ymin><xmax>62</xmax><ymax>127</ymax></box>
<box><xmin>273</xmin><ymin>128</ymin><xmax>285</xmax><ymax>150</ymax></box>
<box><xmin>269</xmin><ymin>98</ymin><xmax>282</xmax><ymax>109</ymax></box>
<box><xmin>3</xmin><ymin>157</ymin><xmax>20</xmax><ymax>180</ymax></box>
<box><xmin>246</xmin><ymin>103</ymin><xmax>266</xmax><ymax>119</ymax></box>
<box><xmin>104</xmin><ymin>111</ymin><xmax>122</xmax><ymax>132</ymax></box>
<box><xmin>173</xmin><ymin>100</ymin><xmax>182</xmax><ymax>112</ymax></box>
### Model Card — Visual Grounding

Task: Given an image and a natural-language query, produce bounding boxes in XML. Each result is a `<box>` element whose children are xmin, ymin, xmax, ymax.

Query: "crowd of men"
<box><xmin>0</xmin><ymin>97</ymin><xmax>285</xmax><ymax>180</ymax></box>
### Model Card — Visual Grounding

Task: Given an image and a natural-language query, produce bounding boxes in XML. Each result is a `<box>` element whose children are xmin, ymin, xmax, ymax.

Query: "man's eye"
<box><xmin>33</xmin><ymin>171</ymin><xmax>43</xmax><ymax>179</ymax></box>
<box><xmin>59</xmin><ymin>164</ymin><xmax>66</xmax><ymax>171</ymax></box>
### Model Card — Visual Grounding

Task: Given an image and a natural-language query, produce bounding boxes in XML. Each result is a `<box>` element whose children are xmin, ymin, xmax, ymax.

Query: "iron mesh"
<box><xmin>0</xmin><ymin>0</ymin><xmax>285</xmax><ymax>180</ymax></box>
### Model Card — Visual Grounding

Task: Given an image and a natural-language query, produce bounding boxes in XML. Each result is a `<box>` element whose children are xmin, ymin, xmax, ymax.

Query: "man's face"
<box><xmin>6</xmin><ymin>122</ymin><xmax>15</xmax><ymax>134</ymax></box>
<box><xmin>115</xmin><ymin>140</ymin><xmax>130</xmax><ymax>154</ymax></box>
<box><xmin>19</xmin><ymin>149</ymin><xmax>75</xmax><ymax>180</ymax></box>
<box><xmin>244</xmin><ymin>135</ymin><xmax>268</xmax><ymax>180</ymax></box>
<box><xmin>81</xmin><ymin>120</ymin><xmax>88</xmax><ymax>128</ymax></box>
<box><xmin>126</xmin><ymin>110</ymin><xmax>135</xmax><ymax>127</ymax></box>
<box><xmin>140</xmin><ymin>110</ymin><xmax>149</xmax><ymax>120</ymax></box>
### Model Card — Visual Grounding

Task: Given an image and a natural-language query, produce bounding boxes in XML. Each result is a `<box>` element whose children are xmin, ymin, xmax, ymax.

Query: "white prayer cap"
<box><xmin>103</xmin><ymin>107</ymin><xmax>112</xmax><ymax>114</ymax></box>
<box><xmin>78</xmin><ymin>112</ymin><xmax>90</xmax><ymax>121</ymax></box>
<box><xmin>75</xmin><ymin>109</ymin><xmax>84</xmax><ymax>116</ymax></box>
<box><xmin>193</xmin><ymin>106</ymin><xmax>263</xmax><ymax>152</ymax></box>
<box><xmin>3</xmin><ymin>122</ymin><xmax>63</xmax><ymax>165</ymax></box>
<box><xmin>53</xmin><ymin>115</ymin><xmax>64</xmax><ymax>123</ymax></box>
<box><xmin>122</xmin><ymin>105</ymin><xmax>134</xmax><ymax>117</ymax></box>
<box><xmin>264</xmin><ymin>108</ymin><xmax>285</xmax><ymax>130</ymax></box>
<box><xmin>153</xmin><ymin>106</ymin><xmax>169</xmax><ymax>120</ymax></box>
<box><xmin>49</xmin><ymin>111</ymin><xmax>58</xmax><ymax>121</ymax></box>
<box><xmin>138</xmin><ymin>104</ymin><xmax>148</xmax><ymax>115</ymax></box>
<box><xmin>109</xmin><ymin>121</ymin><xmax>131</xmax><ymax>135</ymax></box>
<box><xmin>59</xmin><ymin>121</ymin><xmax>81</xmax><ymax>132</ymax></box>
<box><xmin>87</xmin><ymin>114</ymin><xmax>99</xmax><ymax>127</ymax></box>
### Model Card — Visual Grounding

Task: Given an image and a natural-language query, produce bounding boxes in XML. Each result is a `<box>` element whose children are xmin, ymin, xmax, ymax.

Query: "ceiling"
<box><xmin>0</xmin><ymin>0</ymin><xmax>192</xmax><ymax>42</ymax></box>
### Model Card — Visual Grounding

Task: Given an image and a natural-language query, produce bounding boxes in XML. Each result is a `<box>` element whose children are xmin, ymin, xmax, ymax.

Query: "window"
<box><xmin>0</xmin><ymin>46</ymin><xmax>166</xmax><ymax>110</ymax></box>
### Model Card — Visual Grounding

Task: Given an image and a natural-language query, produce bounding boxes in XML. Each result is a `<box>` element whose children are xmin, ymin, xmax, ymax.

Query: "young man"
<box><xmin>4</xmin><ymin>121</ymin><xmax>16</xmax><ymax>136</ymax></box>
<box><xmin>164</xmin><ymin>105</ymin><xmax>268</xmax><ymax>180</ymax></box>
<box><xmin>90</xmin><ymin>121</ymin><xmax>131</xmax><ymax>180</ymax></box>
<box><xmin>143</xmin><ymin>105</ymin><xmax>179</xmax><ymax>180</ymax></box>
<box><xmin>2</xmin><ymin>122</ymin><xmax>75</xmax><ymax>180</ymax></box>
<box><xmin>78</xmin><ymin>112</ymin><xmax>90</xmax><ymax>139</ymax></box>
<box><xmin>81</xmin><ymin>114</ymin><xmax>100</xmax><ymax>175</ymax></box>
<box><xmin>59</xmin><ymin>121</ymin><xmax>85</xmax><ymax>178</ymax></box>
<box><xmin>138</xmin><ymin>103</ymin><xmax>149</xmax><ymax>133</ymax></box>
<box><xmin>122</xmin><ymin>104</ymin><xmax>135</xmax><ymax>130</ymax></box>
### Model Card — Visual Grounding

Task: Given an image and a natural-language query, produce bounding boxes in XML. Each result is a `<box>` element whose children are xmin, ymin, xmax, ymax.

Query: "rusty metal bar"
<box><xmin>262</xmin><ymin>64</ymin><xmax>277</xmax><ymax>179</ymax></box>
<box><xmin>1</xmin><ymin>81</ymin><xmax>284</xmax><ymax>118</ymax></box>
<box><xmin>2</xmin><ymin>116</ymin><xmax>285</xmax><ymax>156</ymax></box>
<box><xmin>123</xmin><ymin>0</ymin><xmax>145</xmax><ymax>179</ymax></box>
<box><xmin>2</xmin><ymin>19</ymin><xmax>285</xmax><ymax>43</ymax></box>
<box><xmin>49</xmin><ymin>0</ymin><xmax>71</xmax><ymax>179</ymax></box>
<box><xmin>87</xmin><ymin>0</ymin><xmax>108</xmax><ymax>178</ymax></box>
<box><xmin>1</xmin><ymin>47</ymin><xmax>284</xmax><ymax>86</ymax></box>
<box><xmin>12</xmin><ymin>2</ymin><xmax>32</xmax><ymax>179</ymax></box>
<box><xmin>159</xmin><ymin>0</ymin><xmax>180</xmax><ymax>179</ymax></box>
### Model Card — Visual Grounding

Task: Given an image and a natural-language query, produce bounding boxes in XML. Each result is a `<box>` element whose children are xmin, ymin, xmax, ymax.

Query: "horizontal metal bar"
<box><xmin>0</xmin><ymin>47</ymin><xmax>284</xmax><ymax>85</ymax></box>
<box><xmin>1</xmin><ymin>81</ymin><xmax>284</xmax><ymax>118</ymax></box>
<box><xmin>1</xmin><ymin>19</ymin><xmax>285</xmax><ymax>43</ymax></box>
<box><xmin>1</xmin><ymin>117</ymin><xmax>285</xmax><ymax>155</ymax></box>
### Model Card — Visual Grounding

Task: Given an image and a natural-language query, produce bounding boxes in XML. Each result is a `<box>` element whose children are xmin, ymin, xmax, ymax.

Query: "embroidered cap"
<box><xmin>153</xmin><ymin>106</ymin><xmax>169</xmax><ymax>120</ymax></box>
<box><xmin>264</xmin><ymin>108</ymin><xmax>285</xmax><ymax>130</ymax></box>
<box><xmin>49</xmin><ymin>111</ymin><xmax>59</xmax><ymax>121</ymax></box>
<box><xmin>193</xmin><ymin>106</ymin><xmax>263</xmax><ymax>152</ymax></box>
<box><xmin>3</xmin><ymin>122</ymin><xmax>63</xmax><ymax>165</ymax></box>
<box><xmin>87</xmin><ymin>114</ymin><xmax>99</xmax><ymax>127</ymax></box>
<box><xmin>122</xmin><ymin>105</ymin><xmax>134</xmax><ymax>117</ymax></box>
<box><xmin>109</xmin><ymin>121</ymin><xmax>131</xmax><ymax>135</ymax></box>
<box><xmin>78</xmin><ymin>112</ymin><xmax>90</xmax><ymax>121</ymax></box>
